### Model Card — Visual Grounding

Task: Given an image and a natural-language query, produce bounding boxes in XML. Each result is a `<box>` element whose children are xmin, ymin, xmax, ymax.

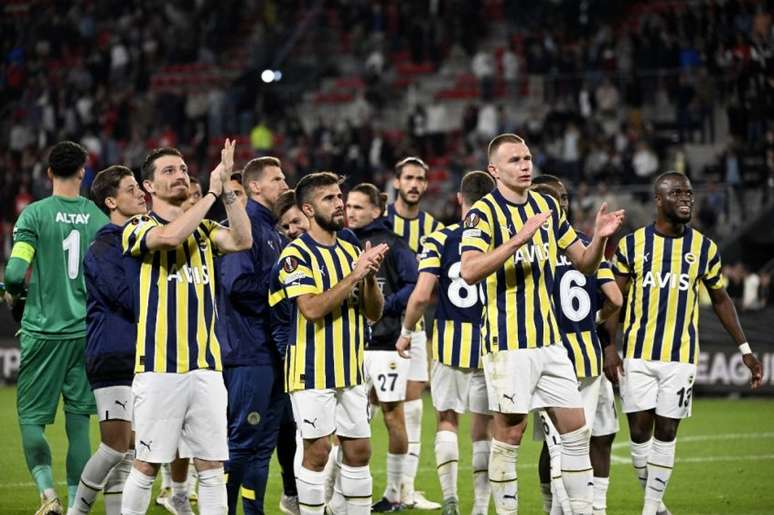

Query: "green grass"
<box><xmin>0</xmin><ymin>387</ymin><xmax>772</xmax><ymax>514</ymax></box>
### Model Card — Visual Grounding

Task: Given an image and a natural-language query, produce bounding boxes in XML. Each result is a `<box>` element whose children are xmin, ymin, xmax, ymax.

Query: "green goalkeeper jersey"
<box><xmin>11</xmin><ymin>195</ymin><xmax>109</xmax><ymax>338</ymax></box>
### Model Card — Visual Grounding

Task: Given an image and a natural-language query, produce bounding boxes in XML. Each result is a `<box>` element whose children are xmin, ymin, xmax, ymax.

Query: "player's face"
<box><xmin>147</xmin><ymin>155</ymin><xmax>190</xmax><ymax>205</ymax></box>
<box><xmin>181</xmin><ymin>182</ymin><xmax>202</xmax><ymax>212</ymax></box>
<box><xmin>229</xmin><ymin>179</ymin><xmax>247</xmax><ymax>208</ymax></box>
<box><xmin>657</xmin><ymin>176</ymin><xmax>694</xmax><ymax>224</ymax></box>
<box><xmin>489</xmin><ymin>141</ymin><xmax>533</xmax><ymax>192</ymax></box>
<box><xmin>250</xmin><ymin>165</ymin><xmax>289</xmax><ymax>208</ymax></box>
<box><xmin>346</xmin><ymin>191</ymin><xmax>381</xmax><ymax>229</ymax></box>
<box><xmin>308</xmin><ymin>184</ymin><xmax>345</xmax><ymax>232</ymax></box>
<box><xmin>393</xmin><ymin>164</ymin><xmax>428</xmax><ymax>206</ymax></box>
<box><xmin>554</xmin><ymin>181</ymin><xmax>569</xmax><ymax>213</ymax></box>
<box><xmin>110</xmin><ymin>175</ymin><xmax>147</xmax><ymax>217</ymax></box>
<box><xmin>278</xmin><ymin>206</ymin><xmax>309</xmax><ymax>240</ymax></box>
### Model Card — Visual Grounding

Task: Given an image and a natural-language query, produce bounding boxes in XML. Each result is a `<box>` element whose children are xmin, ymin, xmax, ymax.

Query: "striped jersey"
<box><xmin>270</xmin><ymin>232</ymin><xmax>367</xmax><ymax>392</ymax></box>
<box><xmin>613</xmin><ymin>224</ymin><xmax>724</xmax><ymax>365</ymax></box>
<box><xmin>461</xmin><ymin>189</ymin><xmax>579</xmax><ymax>353</ymax></box>
<box><xmin>122</xmin><ymin>213</ymin><xmax>223</xmax><ymax>374</ymax></box>
<box><xmin>552</xmin><ymin>233</ymin><xmax>615</xmax><ymax>378</ymax></box>
<box><xmin>418</xmin><ymin>223</ymin><xmax>483</xmax><ymax>368</ymax></box>
<box><xmin>385</xmin><ymin>203</ymin><xmax>444</xmax><ymax>254</ymax></box>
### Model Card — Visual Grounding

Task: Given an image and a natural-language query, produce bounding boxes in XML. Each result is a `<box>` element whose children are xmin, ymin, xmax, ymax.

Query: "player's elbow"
<box><xmin>3</xmin><ymin>258</ymin><xmax>29</xmax><ymax>294</ymax></box>
<box><xmin>460</xmin><ymin>257</ymin><xmax>479</xmax><ymax>284</ymax></box>
<box><xmin>608</xmin><ymin>289</ymin><xmax>623</xmax><ymax>310</ymax></box>
<box><xmin>232</xmin><ymin>231</ymin><xmax>253</xmax><ymax>251</ymax></box>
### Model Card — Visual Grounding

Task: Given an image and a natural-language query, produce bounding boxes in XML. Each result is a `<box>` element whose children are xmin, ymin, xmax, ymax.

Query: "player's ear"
<box><xmin>143</xmin><ymin>179</ymin><xmax>155</xmax><ymax>195</ymax></box>
<box><xmin>105</xmin><ymin>196</ymin><xmax>118</xmax><ymax>211</ymax></box>
<box><xmin>392</xmin><ymin>175</ymin><xmax>400</xmax><ymax>189</ymax></box>
<box><xmin>456</xmin><ymin>192</ymin><xmax>463</xmax><ymax>207</ymax></box>
<box><xmin>487</xmin><ymin>162</ymin><xmax>498</xmax><ymax>179</ymax></box>
<box><xmin>47</xmin><ymin>167</ymin><xmax>53</xmax><ymax>181</ymax></box>
<box><xmin>301</xmin><ymin>202</ymin><xmax>314</xmax><ymax>218</ymax></box>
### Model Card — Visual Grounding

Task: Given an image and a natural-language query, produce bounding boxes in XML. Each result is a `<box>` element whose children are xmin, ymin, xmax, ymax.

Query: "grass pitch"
<box><xmin>0</xmin><ymin>387</ymin><xmax>772</xmax><ymax>514</ymax></box>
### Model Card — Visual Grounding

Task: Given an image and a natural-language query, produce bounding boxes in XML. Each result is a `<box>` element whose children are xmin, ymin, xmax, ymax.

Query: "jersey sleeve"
<box><xmin>201</xmin><ymin>219</ymin><xmax>225</xmax><ymax>243</ymax></box>
<box><xmin>612</xmin><ymin>236</ymin><xmax>631</xmax><ymax>276</ymax></box>
<box><xmin>554</xmin><ymin>206</ymin><xmax>579</xmax><ymax>251</ymax></box>
<box><xmin>461</xmin><ymin>204</ymin><xmax>492</xmax><ymax>253</ymax></box>
<box><xmin>595</xmin><ymin>260</ymin><xmax>615</xmax><ymax>285</ymax></box>
<box><xmin>121</xmin><ymin>215</ymin><xmax>158</xmax><ymax>257</ymax></box>
<box><xmin>277</xmin><ymin>244</ymin><xmax>320</xmax><ymax>299</ymax></box>
<box><xmin>417</xmin><ymin>231</ymin><xmax>444</xmax><ymax>276</ymax></box>
<box><xmin>10</xmin><ymin>206</ymin><xmax>38</xmax><ymax>262</ymax></box>
<box><xmin>702</xmin><ymin>239</ymin><xmax>725</xmax><ymax>290</ymax></box>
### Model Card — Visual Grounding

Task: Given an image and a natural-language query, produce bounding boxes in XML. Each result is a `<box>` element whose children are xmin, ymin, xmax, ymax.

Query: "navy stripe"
<box><xmin>143</xmin><ymin>252</ymin><xmax>161</xmax><ymax>372</ymax></box>
<box><xmin>451</xmin><ymin>320</ymin><xmax>461</xmax><ymax>365</ymax></box>
<box><xmin>651</xmin><ymin>237</ymin><xmax>673</xmax><ymax>358</ymax></box>
<box><xmin>166</xmin><ymin>249</ymin><xmax>178</xmax><ymax>373</ymax></box>
<box><xmin>671</xmin><ymin>230</ymin><xmax>693</xmax><ymax>361</ymax></box>
<box><xmin>633</xmin><ymin>227</ymin><xmax>654</xmax><ymax>357</ymax></box>
<box><xmin>622</xmin><ymin>234</ymin><xmax>637</xmax><ymax>349</ymax></box>
<box><xmin>304</xmin><ymin>319</ymin><xmax>316</xmax><ymax>389</ymax></box>
<box><xmin>512</xmin><ymin>204</ymin><xmax>527</xmax><ymax>347</ymax></box>
<box><xmin>526</xmin><ymin>196</ymin><xmax>546</xmax><ymax>346</ymax></box>
<box><xmin>332</xmin><ymin>243</ymin><xmax>352</xmax><ymax>385</ymax></box>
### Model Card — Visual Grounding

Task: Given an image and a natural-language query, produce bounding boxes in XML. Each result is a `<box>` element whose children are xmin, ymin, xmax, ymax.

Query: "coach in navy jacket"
<box><xmin>217</xmin><ymin>157</ymin><xmax>289</xmax><ymax>515</ymax></box>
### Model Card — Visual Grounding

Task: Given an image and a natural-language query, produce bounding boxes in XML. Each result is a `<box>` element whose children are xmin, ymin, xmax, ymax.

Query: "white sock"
<box><xmin>540</xmin><ymin>483</ymin><xmax>552</xmax><ymax>513</ymax></box>
<box><xmin>186</xmin><ymin>461</ymin><xmax>197</xmax><ymax>497</ymax></box>
<box><xmin>384</xmin><ymin>453</ymin><xmax>405</xmax><ymax>503</ymax></box>
<box><xmin>330</xmin><ymin>464</ymin><xmax>346</xmax><ymax>515</ymax></box>
<box><xmin>560</xmin><ymin>425</ymin><xmax>593</xmax><ymax>514</ymax></box>
<box><xmin>472</xmin><ymin>440</ymin><xmax>491</xmax><ymax>512</ymax></box>
<box><xmin>172</xmin><ymin>480</ymin><xmax>187</xmax><ymax>499</ymax></box>
<box><xmin>434</xmin><ymin>431</ymin><xmax>459</xmax><ymax>501</ymax></box>
<box><xmin>120</xmin><ymin>467</ymin><xmax>155</xmax><ymax>515</ymax></box>
<box><xmin>542</xmin><ymin>413</ymin><xmax>571</xmax><ymax>514</ymax></box>
<box><xmin>160</xmin><ymin>463</ymin><xmax>172</xmax><ymax>490</ymax></box>
<box><xmin>103</xmin><ymin>449</ymin><xmax>134</xmax><ymax>515</ymax></box>
<box><xmin>630</xmin><ymin>439</ymin><xmax>651</xmax><ymax>491</ymax></box>
<box><xmin>68</xmin><ymin>443</ymin><xmax>125</xmax><ymax>514</ymax></box>
<box><xmin>489</xmin><ymin>439</ymin><xmax>518</xmax><ymax>515</ymax></box>
<box><xmin>323</xmin><ymin>445</ymin><xmax>340</xmax><ymax>503</ymax></box>
<box><xmin>197</xmin><ymin>467</ymin><xmax>227</xmax><ymax>515</ymax></box>
<box><xmin>339</xmin><ymin>463</ymin><xmax>372</xmax><ymax>515</ymax></box>
<box><xmin>643</xmin><ymin>439</ymin><xmax>676</xmax><ymax>515</ymax></box>
<box><xmin>593</xmin><ymin>476</ymin><xmax>610</xmax><ymax>514</ymax></box>
<box><xmin>297</xmin><ymin>466</ymin><xmax>326</xmax><ymax>514</ymax></box>
<box><xmin>402</xmin><ymin>399</ymin><xmax>423</xmax><ymax>493</ymax></box>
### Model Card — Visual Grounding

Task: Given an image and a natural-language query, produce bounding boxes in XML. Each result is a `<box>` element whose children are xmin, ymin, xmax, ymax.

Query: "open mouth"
<box><xmin>678</xmin><ymin>206</ymin><xmax>691</xmax><ymax>215</ymax></box>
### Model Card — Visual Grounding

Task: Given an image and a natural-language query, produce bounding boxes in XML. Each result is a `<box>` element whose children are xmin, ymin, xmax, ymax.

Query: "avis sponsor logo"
<box><xmin>513</xmin><ymin>242</ymin><xmax>551</xmax><ymax>264</ymax></box>
<box><xmin>642</xmin><ymin>271</ymin><xmax>691</xmax><ymax>291</ymax></box>
<box><xmin>167</xmin><ymin>264</ymin><xmax>210</xmax><ymax>284</ymax></box>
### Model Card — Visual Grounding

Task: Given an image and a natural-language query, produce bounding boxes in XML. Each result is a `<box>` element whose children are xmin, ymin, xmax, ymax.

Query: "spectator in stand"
<box><xmin>502</xmin><ymin>43</ymin><xmax>520</xmax><ymax>99</ymax></box>
<box><xmin>471</xmin><ymin>47</ymin><xmax>495</xmax><ymax>101</ymax></box>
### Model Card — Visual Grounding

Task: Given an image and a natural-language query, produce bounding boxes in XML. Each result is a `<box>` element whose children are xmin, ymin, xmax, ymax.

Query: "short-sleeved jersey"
<box><xmin>613</xmin><ymin>224</ymin><xmax>724</xmax><ymax>365</ymax></box>
<box><xmin>385</xmin><ymin>203</ymin><xmax>444</xmax><ymax>254</ymax></box>
<box><xmin>11</xmin><ymin>196</ymin><xmax>109</xmax><ymax>338</ymax></box>
<box><xmin>270</xmin><ymin>232</ymin><xmax>367</xmax><ymax>392</ymax></box>
<box><xmin>461</xmin><ymin>189</ymin><xmax>579</xmax><ymax>353</ymax></box>
<box><xmin>122</xmin><ymin>213</ymin><xmax>223</xmax><ymax>374</ymax></box>
<box><xmin>418</xmin><ymin>223</ymin><xmax>483</xmax><ymax>368</ymax></box>
<box><xmin>552</xmin><ymin>233</ymin><xmax>615</xmax><ymax>378</ymax></box>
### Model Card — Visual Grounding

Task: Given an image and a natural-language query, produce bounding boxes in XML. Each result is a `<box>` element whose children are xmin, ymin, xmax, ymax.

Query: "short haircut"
<box><xmin>530</xmin><ymin>183</ymin><xmax>560</xmax><ymax>201</ymax></box>
<box><xmin>394</xmin><ymin>156</ymin><xmax>429</xmax><ymax>178</ymax></box>
<box><xmin>654</xmin><ymin>171</ymin><xmax>689</xmax><ymax>194</ymax></box>
<box><xmin>230</xmin><ymin>172</ymin><xmax>243</xmax><ymax>184</ymax></box>
<box><xmin>189</xmin><ymin>175</ymin><xmax>200</xmax><ymax>186</ymax></box>
<box><xmin>242</xmin><ymin>156</ymin><xmax>281</xmax><ymax>186</ymax></box>
<box><xmin>531</xmin><ymin>173</ymin><xmax>562</xmax><ymax>186</ymax></box>
<box><xmin>350</xmin><ymin>183</ymin><xmax>388</xmax><ymax>212</ymax></box>
<box><xmin>90</xmin><ymin>165</ymin><xmax>135</xmax><ymax>215</ymax></box>
<box><xmin>141</xmin><ymin>147</ymin><xmax>184</xmax><ymax>182</ymax></box>
<box><xmin>487</xmin><ymin>133</ymin><xmax>525</xmax><ymax>160</ymax></box>
<box><xmin>295</xmin><ymin>172</ymin><xmax>343</xmax><ymax>208</ymax></box>
<box><xmin>460</xmin><ymin>170</ymin><xmax>495</xmax><ymax>205</ymax></box>
<box><xmin>49</xmin><ymin>141</ymin><xmax>88</xmax><ymax>178</ymax></box>
<box><xmin>274</xmin><ymin>189</ymin><xmax>297</xmax><ymax>219</ymax></box>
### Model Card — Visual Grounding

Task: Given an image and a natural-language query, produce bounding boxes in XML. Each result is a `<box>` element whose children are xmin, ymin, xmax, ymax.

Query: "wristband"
<box><xmin>738</xmin><ymin>342</ymin><xmax>752</xmax><ymax>355</ymax></box>
<box><xmin>206</xmin><ymin>191</ymin><xmax>218</xmax><ymax>201</ymax></box>
<box><xmin>400</xmin><ymin>326</ymin><xmax>414</xmax><ymax>338</ymax></box>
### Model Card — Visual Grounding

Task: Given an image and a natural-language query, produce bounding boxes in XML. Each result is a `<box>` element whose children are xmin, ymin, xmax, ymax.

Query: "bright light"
<box><xmin>274</xmin><ymin>70</ymin><xmax>283</xmax><ymax>81</ymax></box>
<box><xmin>261</xmin><ymin>69</ymin><xmax>275</xmax><ymax>83</ymax></box>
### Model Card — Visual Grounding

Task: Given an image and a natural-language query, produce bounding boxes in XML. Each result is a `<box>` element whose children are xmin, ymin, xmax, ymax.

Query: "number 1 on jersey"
<box><xmin>62</xmin><ymin>229</ymin><xmax>81</xmax><ymax>279</ymax></box>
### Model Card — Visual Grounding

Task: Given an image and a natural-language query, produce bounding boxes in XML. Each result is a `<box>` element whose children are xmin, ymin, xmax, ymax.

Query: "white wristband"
<box><xmin>400</xmin><ymin>326</ymin><xmax>414</xmax><ymax>338</ymax></box>
<box><xmin>738</xmin><ymin>342</ymin><xmax>752</xmax><ymax>355</ymax></box>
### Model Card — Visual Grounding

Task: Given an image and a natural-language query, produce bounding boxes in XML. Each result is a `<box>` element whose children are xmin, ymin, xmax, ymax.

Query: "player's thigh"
<box><xmin>62</xmin><ymin>337</ymin><xmax>97</xmax><ymax>416</ymax></box>
<box><xmin>365</xmin><ymin>351</ymin><xmax>409</xmax><ymax>404</ymax></box>
<box><xmin>290</xmin><ymin>388</ymin><xmax>337</xmax><ymax>440</ymax></box>
<box><xmin>223</xmin><ymin>365</ymin><xmax>274</xmax><ymax>449</ymax></box>
<box><xmin>182</xmin><ymin>369</ymin><xmax>229</xmax><ymax>462</ymax></box>
<box><xmin>481</xmin><ymin>349</ymin><xmax>535</xmax><ymax>414</ymax></box>
<box><xmin>407</xmin><ymin>330</ymin><xmax>429</xmax><ymax>383</ymax></box>
<box><xmin>430</xmin><ymin>360</ymin><xmax>470</xmax><ymax>415</ymax></box>
<box><xmin>335</xmin><ymin>385</ymin><xmax>371</xmax><ymax>439</ymax></box>
<box><xmin>132</xmin><ymin>372</ymin><xmax>188</xmax><ymax>463</ymax></box>
<box><xmin>592</xmin><ymin>374</ymin><xmax>620</xmax><ymax>437</ymax></box>
<box><xmin>94</xmin><ymin>385</ymin><xmax>133</xmax><ymax>422</ymax></box>
<box><xmin>468</xmin><ymin>369</ymin><xmax>491</xmax><ymax>416</ymax></box>
<box><xmin>654</xmin><ymin>361</ymin><xmax>697</xmax><ymax>419</ymax></box>
<box><xmin>620</xmin><ymin>358</ymin><xmax>659</xmax><ymax>414</ymax></box>
<box><xmin>17</xmin><ymin>335</ymin><xmax>68</xmax><ymax>425</ymax></box>
<box><xmin>532</xmin><ymin>345</ymin><xmax>583</xmax><ymax>412</ymax></box>
<box><xmin>578</xmin><ymin>375</ymin><xmax>603</xmax><ymax>430</ymax></box>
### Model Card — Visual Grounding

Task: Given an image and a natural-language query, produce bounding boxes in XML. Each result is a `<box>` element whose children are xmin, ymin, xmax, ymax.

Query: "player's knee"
<box><xmin>303</xmin><ymin>438</ymin><xmax>332</xmax><ymax>470</ymax></box>
<box><xmin>653</xmin><ymin>420</ymin><xmax>679</xmax><ymax>442</ymax></box>
<box><xmin>493</xmin><ymin>413</ymin><xmax>526</xmax><ymax>444</ymax></box>
<box><xmin>341</xmin><ymin>439</ymin><xmax>371</xmax><ymax>467</ymax></box>
<box><xmin>437</xmin><ymin>409</ymin><xmax>458</xmax><ymax>427</ymax></box>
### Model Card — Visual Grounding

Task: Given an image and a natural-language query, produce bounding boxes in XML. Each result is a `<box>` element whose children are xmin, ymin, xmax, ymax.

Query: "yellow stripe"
<box><xmin>431</xmin><ymin>321</ymin><xmax>440</xmax><ymax>361</ymax></box>
<box><xmin>641</xmin><ymin>237</ymin><xmax>663</xmax><ymax>359</ymax></box>
<box><xmin>154</xmin><ymin>251</ymin><xmax>169</xmax><ymax>372</ymax></box>
<box><xmin>566</xmin><ymin>332</ymin><xmax>585</xmax><ymax>377</ymax></box>
<box><xmin>204</xmin><ymin>230</ymin><xmax>221</xmax><ymax>370</ymax></box>
<box><xmin>459</xmin><ymin>322</ymin><xmax>472</xmax><ymax>368</ymax></box>
<box><xmin>240</xmin><ymin>487</ymin><xmax>256</xmax><ymax>501</ymax></box>
<box><xmin>269</xmin><ymin>289</ymin><xmax>286</xmax><ymax>306</ymax></box>
<box><xmin>660</xmin><ymin>237</ymin><xmax>682</xmax><ymax>361</ymax></box>
<box><xmin>135</xmin><ymin>256</ymin><xmax>153</xmax><ymax>372</ymax></box>
<box><xmin>176</xmin><ymin>244</ymin><xmax>189</xmax><ymax>373</ymax></box>
<box><xmin>442</xmin><ymin>320</ymin><xmax>454</xmax><ymax>365</ymax></box>
<box><xmin>325</xmin><ymin>247</ymin><xmax>344</xmax><ymax>387</ymax></box>
<box><xmin>680</xmin><ymin>234</ymin><xmax>704</xmax><ymax>363</ymax></box>
<box><xmin>581</xmin><ymin>331</ymin><xmax>599</xmax><ymax>377</ymax></box>
<box><xmin>393</xmin><ymin>216</ymin><xmax>405</xmax><ymax>239</ymax></box>
<box><xmin>624</xmin><ymin>230</ymin><xmax>646</xmax><ymax>359</ymax></box>
<box><xmin>10</xmin><ymin>241</ymin><xmax>35</xmax><ymax>263</ymax></box>
<box><xmin>408</xmin><ymin>218</ymin><xmax>420</xmax><ymax>253</ymax></box>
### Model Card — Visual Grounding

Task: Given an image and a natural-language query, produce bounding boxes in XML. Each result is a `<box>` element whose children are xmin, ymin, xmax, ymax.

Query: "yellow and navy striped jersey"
<box><xmin>385</xmin><ymin>203</ymin><xmax>444</xmax><ymax>254</ymax></box>
<box><xmin>552</xmin><ymin>233</ymin><xmax>615</xmax><ymax>378</ymax></box>
<box><xmin>418</xmin><ymin>224</ymin><xmax>483</xmax><ymax>369</ymax></box>
<box><xmin>122</xmin><ymin>213</ymin><xmax>223</xmax><ymax>374</ymax></box>
<box><xmin>461</xmin><ymin>189</ymin><xmax>579</xmax><ymax>353</ymax></box>
<box><xmin>613</xmin><ymin>224</ymin><xmax>724</xmax><ymax>365</ymax></box>
<box><xmin>270</xmin><ymin>232</ymin><xmax>367</xmax><ymax>392</ymax></box>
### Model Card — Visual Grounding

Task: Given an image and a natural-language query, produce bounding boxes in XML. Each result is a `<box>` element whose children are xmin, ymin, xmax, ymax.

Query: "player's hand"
<box><xmin>219</xmin><ymin>138</ymin><xmax>236</xmax><ymax>181</ymax></box>
<box><xmin>594</xmin><ymin>202</ymin><xmax>625</xmax><ymax>238</ymax></box>
<box><xmin>603</xmin><ymin>345</ymin><xmax>624</xmax><ymax>384</ymax></box>
<box><xmin>353</xmin><ymin>241</ymin><xmax>389</xmax><ymax>281</ymax></box>
<box><xmin>396</xmin><ymin>335</ymin><xmax>412</xmax><ymax>359</ymax></box>
<box><xmin>510</xmin><ymin>211</ymin><xmax>552</xmax><ymax>248</ymax></box>
<box><xmin>743</xmin><ymin>353</ymin><xmax>763</xmax><ymax>390</ymax></box>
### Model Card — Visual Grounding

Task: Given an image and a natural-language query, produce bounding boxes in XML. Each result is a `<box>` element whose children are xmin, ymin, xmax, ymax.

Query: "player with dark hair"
<box><xmin>4</xmin><ymin>141</ymin><xmax>109</xmax><ymax>514</ymax></box>
<box><xmin>397</xmin><ymin>170</ymin><xmax>496</xmax><ymax>515</ymax></box>
<box><xmin>384</xmin><ymin>156</ymin><xmax>443</xmax><ymax>511</ymax></box>
<box><xmin>182</xmin><ymin>176</ymin><xmax>203</xmax><ymax>212</ymax></box>
<box><xmin>346</xmin><ymin>182</ymin><xmax>418</xmax><ymax>512</ymax></box>
<box><xmin>275</xmin><ymin>190</ymin><xmax>309</xmax><ymax>241</ymax></box>
<box><xmin>270</xmin><ymin>172</ymin><xmax>388</xmax><ymax>515</ymax></box>
<box><xmin>605</xmin><ymin>171</ymin><xmax>762</xmax><ymax>515</ymax></box>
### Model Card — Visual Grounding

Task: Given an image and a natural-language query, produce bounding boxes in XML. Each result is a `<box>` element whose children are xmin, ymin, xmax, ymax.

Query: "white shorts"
<box><xmin>407</xmin><ymin>330</ymin><xmax>429</xmax><ymax>382</ymax></box>
<box><xmin>482</xmin><ymin>345</ymin><xmax>582</xmax><ymax>414</ymax></box>
<box><xmin>132</xmin><ymin>369</ymin><xmax>228</xmax><ymax>463</ymax></box>
<box><xmin>290</xmin><ymin>385</ymin><xmax>371</xmax><ymax>440</ymax></box>
<box><xmin>94</xmin><ymin>385</ymin><xmax>133</xmax><ymax>423</ymax></box>
<box><xmin>620</xmin><ymin>358</ymin><xmax>697</xmax><ymax>419</ymax></box>
<box><xmin>592</xmin><ymin>374</ymin><xmax>620</xmax><ymax>437</ymax></box>
<box><xmin>430</xmin><ymin>361</ymin><xmax>489</xmax><ymax>415</ymax></box>
<box><xmin>364</xmin><ymin>350</ymin><xmax>409</xmax><ymax>403</ymax></box>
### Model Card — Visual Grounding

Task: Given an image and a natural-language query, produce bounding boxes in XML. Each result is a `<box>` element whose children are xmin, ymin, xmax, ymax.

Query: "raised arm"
<box><xmin>208</xmin><ymin>139</ymin><xmax>251</xmax><ymax>253</ymax></box>
<box><xmin>565</xmin><ymin>203</ymin><xmax>625</xmax><ymax>275</ymax></box>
